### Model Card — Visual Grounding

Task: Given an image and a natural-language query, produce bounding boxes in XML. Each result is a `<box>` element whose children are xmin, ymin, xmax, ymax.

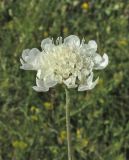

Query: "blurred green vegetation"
<box><xmin>0</xmin><ymin>0</ymin><xmax>129</xmax><ymax>160</ymax></box>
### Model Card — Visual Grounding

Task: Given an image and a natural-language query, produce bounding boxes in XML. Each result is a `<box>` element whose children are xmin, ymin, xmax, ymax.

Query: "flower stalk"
<box><xmin>65</xmin><ymin>87</ymin><xmax>72</xmax><ymax>160</ymax></box>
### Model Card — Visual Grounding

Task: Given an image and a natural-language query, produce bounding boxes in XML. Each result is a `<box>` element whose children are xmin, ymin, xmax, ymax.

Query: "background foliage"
<box><xmin>0</xmin><ymin>0</ymin><xmax>129</xmax><ymax>160</ymax></box>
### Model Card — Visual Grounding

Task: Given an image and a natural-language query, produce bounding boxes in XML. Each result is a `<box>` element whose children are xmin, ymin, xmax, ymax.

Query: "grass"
<box><xmin>0</xmin><ymin>0</ymin><xmax>129</xmax><ymax>159</ymax></box>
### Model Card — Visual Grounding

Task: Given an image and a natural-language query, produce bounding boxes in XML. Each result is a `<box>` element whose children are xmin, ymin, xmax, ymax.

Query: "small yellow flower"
<box><xmin>12</xmin><ymin>140</ymin><xmax>28</xmax><ymax>149</ymax></box>
<box><xmin>58</xmin><ymin>130</ymin><xmax>66</xmax><ymax>144</ymax></box>
<box><xmin>43</xmin><ymin>31</ymin><xmax>48</xmax><ymax>37</ymax></box>
<box><xmin>60</xmin><ymin>130</ymin><xmax>67</xmax><ymax>141</ymax></box>
<box><xmin>99</xmin><ymin>98</ymin><xmax>105</xmax><ymax>104</ymax></box>
<box><xmin>98</xmin><ymin>79</ymin><xmax>104</xmax><ymax>85</ymax></box>
<box><xmin>117</xmin><ymin>39</ymin><xmax>128</xmax><ymax>46</ymax></box>
<box><xmin>76</xmin><ymin>128</ymin><xmax>83</xmax><ymax>139</ymax></box>
<box><xmin>43</xmin><ymin>102</ymin><xmax>53</xmax><ymax>110</ymax></box>
<box><xmin>90</xmin><ymin>145</ymin><xmax>95</xmax><ymax>152</ymax></box>
<box><xmin>63</xmin><ymin>27</ymin><xmax>68</xmax><ymax>34</ymax></box>
<box><xmin>31</xmin><ymin>115</ymin><xmax>38</xmax><ymax>121</ymax></box>
<box><xmin>81</xmin><ymin>139</ymin><xmax>89</xmax><ymax>147</ymax></box>
<box><xmin>113</xmin><ymin>72</ymin><xmax>123</xmax><ymax>86</ymax></box>
<box><xmin>81</xmin><ymin>2</ymin><xmax>89</xmax><ymax>10</ymax></box>
<box><xmin>30</xmin><ymin>106</ymin><xmax>40</xmax><ymax>113</ymax></box>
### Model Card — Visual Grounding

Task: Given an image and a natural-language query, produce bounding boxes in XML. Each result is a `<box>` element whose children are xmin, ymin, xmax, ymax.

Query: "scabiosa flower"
<box><xmin>20</xmin><ymin>35</ymin><xmax>108</xmax><ymax>92</ymax></box>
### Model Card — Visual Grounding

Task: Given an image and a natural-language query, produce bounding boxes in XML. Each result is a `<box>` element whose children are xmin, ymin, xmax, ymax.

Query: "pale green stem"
<box><xmin>65</xmin><ymin>87</ymin><xmax>72</xmax><ymax>160</ymax></box>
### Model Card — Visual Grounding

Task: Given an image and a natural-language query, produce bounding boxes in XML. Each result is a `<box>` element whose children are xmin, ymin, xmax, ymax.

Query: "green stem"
<box><xmin>65</xmin><ymin>87</ymin><xmax>72</xmax><ymax>160</ymax></box>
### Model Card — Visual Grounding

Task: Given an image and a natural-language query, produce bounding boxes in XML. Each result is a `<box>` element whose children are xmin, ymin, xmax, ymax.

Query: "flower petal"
<box><xmin>93</xmin><ymin>53</ymin><xmax>102</xmax><ymax>65</ymax></box>
<box><xmin>63</xmin><ymin>76</ymin><xmax>77</xmax><ymax>88</ymax></box>
<box><xmin>20</xmin><ymin>63</ymin><xmax>33</xmax><ymax>70</ymax></box>
<box><xmin>32</xmin><ymin>86</ymin><xmax>49</xmax><ymax>92</ymax></box>
<box><xmin>64</xmin><ymin>35</ymin><xmax>80</xmax><ymax>48</ymax></box>
<box><xmin>80</xmin><ymin>41</ymin><xmax>97</xmax><ymax>56</ymax></box>
<box><xmin>44</xmin><ymin>74</ymin><xmax>58</xmax><ymax>88</ymax></box>
<box><xmin>78</xmin><ymin>77</ymin><xmax>99</xmax><ymax>91</ymax></box>
<box><xmin>41</xmin><ymin>38</ymin><xmax>54</xmax><ymax>52</ymax></box>
<box><xmin>20</xmin><ymin>48</ymin><xmax>41</xmax><ymax>70</ymax></box>
<box><xmin>22</xmin><ymin>49</ymin><xmax>30</xmax><ymax>61</ymax></box>
<box><xmin>94</xmin><ymin>53</ymin><xmax>108</xmax><ymax>70</ymax></box>
<box><xmin>41</xmin><ymin>38</ymin><xmax>52</xmax><ymax>47</ymax></box>
<box><xmin>26</xmin><ymin>48</ymin><xmax>40</xmax><ymax>62</ymax></box>
<box><xmin>88</xmin><ymin>40</ymin><xmax>97</xmax><ymax>52</ymax></box>
<box><xmin>32</xmin><ymin>78</ymin><xmax>49</xmax><ymax>92</ymax></box>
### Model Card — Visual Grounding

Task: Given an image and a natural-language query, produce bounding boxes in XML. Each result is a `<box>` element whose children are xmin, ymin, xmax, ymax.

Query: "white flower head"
<box><xmin>20</xmin><ymin>35</ymin><xmax>108</xmax><ymax>92</ymax></box>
